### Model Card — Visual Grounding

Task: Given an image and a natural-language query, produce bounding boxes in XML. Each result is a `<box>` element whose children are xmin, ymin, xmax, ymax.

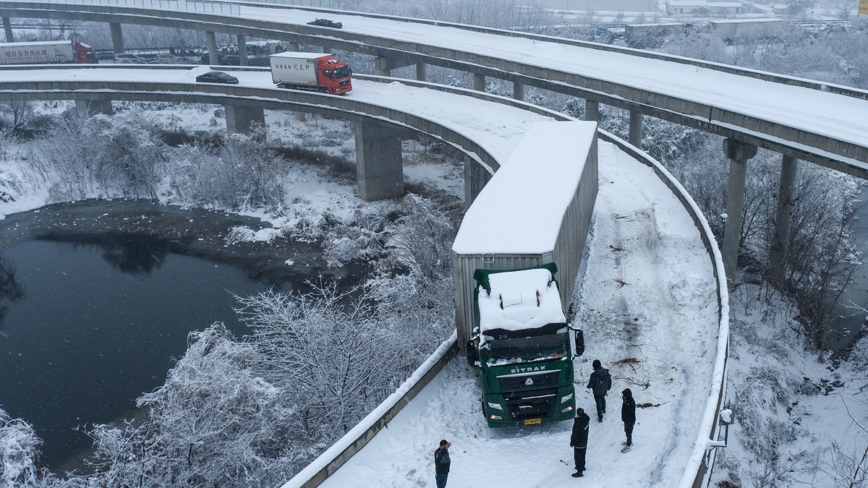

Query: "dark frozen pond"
<box><xmin>0</xmin><ymin>200</ymin><xmax>346</xmax><ymax>470</ymax></box>
<box><xmin>0</xmin><ymin>238</ymin><xmax>282</xmax><ymax>467</ymax></box>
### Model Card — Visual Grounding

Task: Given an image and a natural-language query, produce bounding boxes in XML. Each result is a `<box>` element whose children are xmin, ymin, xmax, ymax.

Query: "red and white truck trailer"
<box><xmin>269</xmin><ymin>52</ymin><xmax>352</xmax><ymax>95</ymax></box>
<box><xmin>0</xmin><ymin>40</ymin><xmax>99</xmax><ymax>65</ymax></box>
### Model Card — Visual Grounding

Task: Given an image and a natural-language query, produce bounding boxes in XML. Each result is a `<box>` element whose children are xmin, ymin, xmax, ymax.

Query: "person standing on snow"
<box><xmin>587</xmin><ymin>359</ymin><xmax>612</xmax><ymax>422</ymax></box>
<box><xmin>569</xmin><ymin>407</ymin><xmax>590</xmax><ymax>478</ymax></box>
<box><xmin>434</xmin><ymin>439</ymin><xmax>451</xmax><ymax>488</ymax></box>
<box><xmin>621</xmin><ymin>388</ymin><xmax>636</xmax><ymax>452</ymax></box>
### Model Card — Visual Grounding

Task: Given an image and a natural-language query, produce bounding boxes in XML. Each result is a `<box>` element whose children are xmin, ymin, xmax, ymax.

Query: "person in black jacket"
<box><xmin>587</xmin><ymin>359</ymin><xmax>612</xmax><ymax>422</ymax></box>
<box><xmin>621</xmin><ymin>388</ymin><xmax>636</xmax><ymax>452</ymax></box>
<box><xmin>569</xmin><ymin>408</ymin><xmax>590</xmax><ymax>477</ymax></box>
<box><xmin>434</xmin><ymin>439</ymin><xmax>451</xmax><ymax>488</ymax></box>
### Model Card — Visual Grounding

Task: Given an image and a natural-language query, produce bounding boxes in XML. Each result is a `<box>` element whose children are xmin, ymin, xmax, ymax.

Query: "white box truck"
<box><xmin>0</xmin><ymin>40</ymin><xmax>99</xmax><ymax>65</ymax></box>
<box><xmin>269</xmin><ymin>52</ymin><xmax>352</xmax><ymax>95</ymax></box>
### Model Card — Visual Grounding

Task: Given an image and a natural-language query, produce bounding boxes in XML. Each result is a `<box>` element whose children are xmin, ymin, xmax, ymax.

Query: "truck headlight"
<box><xmin>487</xmin><ymin>402</ymin><xmax>503</xmax><ymax>411</ymax></box>
<box><xmin>560</xmin><ymin>392</ymin><xmax>574</xmax><ymax>404</ymax></box>
<box><xmin>490</xmin><ymin>415</ymin><xmax>503</xmax><ymax>420</ymax></box>
<box><xmin>561</xmin><ymin>406</ymin><xmax>574</xmax><ymax>413</ymax></box>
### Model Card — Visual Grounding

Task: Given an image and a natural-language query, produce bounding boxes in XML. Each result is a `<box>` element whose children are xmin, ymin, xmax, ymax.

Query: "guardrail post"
<box><xmin>224</xmin><ymin>105</ymin><xmax>265</xmax><ymax>137</ymax></box>
<box><xmin>585</xmin><ymin>100</ymin><xmax>599</xmax><ymax>122</ymax></box>
<box><xmin>721</xmin><ymin>138</ymin><xmax>757</xmax><ymax>287</ymax></box>
<box><xmin>464</xmin><ymin>155</ymin><xmax>491</xmax><ymax>209</ymax></box>
<box><xmin>354</xmin><ymin>122</ymin><xmax>404</xmax><ymax>201</ymax></box>
<box><xmin>237</xmin><ymin>35</ymin><xmax>248</xmax><ymax>66</ymax></box>
<box><xmin>110</xmin><ymin>22</ymin><xmax>124</xmax><ymax>54</ymax></box>
<box><xmin>2</xmin><ymin>17</ymin><xmax>13</xmax><ymax>42</ymax></box>
<box><xmin>76</xmin><ymin>99</ymin><xmax>114</xmax><ymax>116</ymax></box>
<box><xmin>416</xmin><ymin>62</ymin><xmax>427</xmax><ymax>82</ymax></box>
<box><xmin>206</xmin><ymin>31</ymin><xmax>219</xmax><ymax>65</ymax></box>
<box><xmin>629</xmin><ymin>110</ymin><xmax>643</xmax><ymax>148</ymax></box>
<box><xmin>513</xmin><ymin>81</ymin><xmax>525</xmax><ymax>101</ymax></box>
<box><xmin>769</xmin><ymin>154</ymin><xmax>799</xmax><ymax>287</ymax></box>
<box><xmin>473</xmin><ymin>73</ymin><xmax>485</xmax><ymax>92</ymax></box>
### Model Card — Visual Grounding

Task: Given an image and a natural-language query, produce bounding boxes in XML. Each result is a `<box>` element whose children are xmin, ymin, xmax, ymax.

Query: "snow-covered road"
<box><xmin>0</xmin><ymin>67</ymin><xmax>554</xmax><ymax>165</ymax></box>
<box><xmin>310</xmin><ymin>141</ymin><xmax>721</xmax><ymax>488</ymax></box>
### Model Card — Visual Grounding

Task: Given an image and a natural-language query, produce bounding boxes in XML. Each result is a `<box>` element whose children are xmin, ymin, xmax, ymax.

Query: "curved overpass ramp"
<box><xmin>292</xmin><ymin>134</ymin><xmax>725</xmax><ymax>488</ymax></box>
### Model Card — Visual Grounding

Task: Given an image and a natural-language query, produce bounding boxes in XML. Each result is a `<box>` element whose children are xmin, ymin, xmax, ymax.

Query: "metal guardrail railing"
<box><xmin>26</xmin><ymin>0</ymin><xmax>239</xmax><ymax>15</ymax></box>
<box><xmin>241</xmin><ymin>0</ymin><xmax>342</xmax><ymax>8</ymax></box>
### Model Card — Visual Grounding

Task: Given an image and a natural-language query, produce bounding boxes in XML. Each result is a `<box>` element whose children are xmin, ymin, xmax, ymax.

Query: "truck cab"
<box><xmin>468</xmin><ymin>264</ymin><xmax>576</xmax><ymax>427</ymax></box>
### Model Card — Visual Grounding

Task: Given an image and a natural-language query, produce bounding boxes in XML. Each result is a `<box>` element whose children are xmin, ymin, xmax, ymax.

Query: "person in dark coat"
<box><xmin>569</xmin><ymin>408</ymin><xmax>590</xmax><ymax>477</ymax></box>
<box><xmin>587</xmin><ymin>359</ymin><xmax>612</xmax><ymax>422</ymax></box>
<box><xmin>434</xmin><ymin>439</ymin><xmax>451</xmax><ymax>488</ymax></box>
<box><xmin>621</xmin><ymin>388</ymin><xmax>636</xmax><ymax>451</ymax></box>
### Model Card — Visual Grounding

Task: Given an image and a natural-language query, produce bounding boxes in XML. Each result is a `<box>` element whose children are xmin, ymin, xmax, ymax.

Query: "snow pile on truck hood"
<box><xmin>478</xmin><ymin>268</ymin><xmax>566</xmax><ymax>335</ymax></box>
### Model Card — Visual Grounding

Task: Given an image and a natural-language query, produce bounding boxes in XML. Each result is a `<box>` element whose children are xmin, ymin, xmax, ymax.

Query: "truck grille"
<box><xmin>497</xmin><ymin>370</ymin><xmax>560</xmax><ymax>391</ymax></box>
<box><xmin>504</xmin><ymin>388</ymin><xmax>557</xmax><ymax>420</ymax></box>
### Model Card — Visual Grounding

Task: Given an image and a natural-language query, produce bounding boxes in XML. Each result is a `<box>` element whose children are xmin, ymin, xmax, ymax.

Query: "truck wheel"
<box><xmin>320</xmin><ymin>87</ymin><xmax>330</xmax><ymax>94</ymax></box>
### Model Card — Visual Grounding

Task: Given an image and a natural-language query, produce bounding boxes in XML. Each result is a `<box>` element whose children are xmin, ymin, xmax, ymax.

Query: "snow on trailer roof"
<box><xmin>269</xmin><ymin>52</ymin><xmax>334</xmax><ymax>60</ymax></box>
<box><xmin>451</xmin><ymin>120</ymin><xmax>596</xmax><ymax>255</ymax></box>
<box><xmin>0</xmin><ymin>40</ymin><xmax>71</xmax><ymax>46</ymax></box>
<box><xmin>477</xmin><ymin>267</ymin><xmax>566</xmax><ymax>334</ymax></box>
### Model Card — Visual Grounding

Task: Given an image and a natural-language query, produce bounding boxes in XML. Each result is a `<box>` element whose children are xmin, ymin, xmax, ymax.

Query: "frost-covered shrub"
<box><xmin>28</xmin><ymin>112</ymin><xmax>166</xmax><ymax>201</ymax></box>
<box><xmin>169</xmin><ymin>130</ymin><xmax>286</xmax><ymax>213</ymax></box>
<box><xmin>0</xmin><ymin>409</ymin><xmax>43</xmax><ymax>487</ymax></box>
<box><xmin>81</xmin><ymin>324</ymin><xmax>300</xmax><ymax>488</ymax></box>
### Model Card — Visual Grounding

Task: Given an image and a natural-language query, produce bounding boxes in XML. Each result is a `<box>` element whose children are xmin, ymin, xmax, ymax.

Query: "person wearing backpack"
<box><xmin>587</xmin><ymin>359</ymin><xmax>612</xmax><ymax>422</ymax></box>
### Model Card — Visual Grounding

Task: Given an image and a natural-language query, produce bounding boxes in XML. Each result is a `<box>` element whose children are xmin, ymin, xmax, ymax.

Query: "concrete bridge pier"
<box><xmin>3</xmin><ymin>17</ymin><xmax>13</xmax><ymax>42</ymax></box>
<box><xmin>224</xmin><ymin>105</ymin><xmax>265</xmax><ymax>136</ymax></box>
<box><xmin>464</xmin><ymin>156</ymin><xmax>491</xmax><ymax>209</ymax></box>
<box><xmin>237</xmin><ymin>35</ymin><xmax>248</xmax><ymax>66</ymax></box>
<box><xmin>721</xmin><ymin>138</ymin><xmax>758</xmax><ymax>287</ymax></box>
<box><xmin>109</xmin><ymin>22</ymin><xmax>124</xmax><ymax>54</ymax></box>
<box><xmin>513</xmin><ymin>81</ymin><xmax>525</xmax><ymax>101</ymax></box>
<box><xmin>585</xmin><ymin>100</ymin><xmax>600</xmax><ymax>122</ymax></box>
<box><xmin>206</xmin><ymin>31</ymin><xmax>219</xmax><ymax>65</ymax></box>
<box><xmin>76</xmin><ymin>99</ymin><xmax>114</xmax><ymax>116</ymax></box>
<box><xmin>473</xmin><ymin>73</ymin><xmax>485</xmax><ymax>92</ymax></box>
<box><xmin>376</xmin><ymin>56</ymin><xmax>413</xmax><ymax>78</ymax></box>
<box><xmin>416</xmin><ymin>62</ymin><xmax>427</xmax><ymax>82</ymax></box>
<box><xmin>629</xmin><ymin>110</ymin><xmax>643</xmax><ymax>148</ymax></box>
<box><xmin>769</xmin><ymin>154</ymin><xmax>799</xmax><ymax>287</ymax></box>
<box><xmin>354</xmin><ymin>122</ymin><xmax>404</xmax><ymax>201</ymax></box>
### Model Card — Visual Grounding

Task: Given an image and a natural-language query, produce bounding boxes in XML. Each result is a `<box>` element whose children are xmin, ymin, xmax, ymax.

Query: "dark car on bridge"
<box><xmin>195</xmin><ymin>70</ymin><xmax>239</xmax><ymax>84</ymax></box>
<box><xmin>307</xmin><ymin>18</ymin><xmax>342</xmax><ymax>29</ymax></box>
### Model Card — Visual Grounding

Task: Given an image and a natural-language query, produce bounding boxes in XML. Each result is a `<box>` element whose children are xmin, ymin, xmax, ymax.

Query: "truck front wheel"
<box><xmin>320</xmin><ymin>87</ymin><xmax>330</xmax><ymax>94</ymax></box>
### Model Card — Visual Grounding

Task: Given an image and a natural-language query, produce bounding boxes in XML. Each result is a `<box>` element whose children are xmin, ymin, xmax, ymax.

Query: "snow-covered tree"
<box><xmin>0</xmin><ymin>409</ymin><xmax>45</xmax><ymax>487</ymax></box>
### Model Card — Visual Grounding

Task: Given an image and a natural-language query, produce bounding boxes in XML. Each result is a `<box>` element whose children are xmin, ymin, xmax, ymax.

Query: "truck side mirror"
<box><xmin>574</xmin><ymin>329</ymin><xmax>585</xmax><ymax>357</ymax></box>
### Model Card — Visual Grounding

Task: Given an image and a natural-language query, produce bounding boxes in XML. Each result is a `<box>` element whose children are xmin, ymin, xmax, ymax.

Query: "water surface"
<box><xmin>0</xmin><ymin>236</ymin><xmax>284</xmax><ymax>467</ymax></box>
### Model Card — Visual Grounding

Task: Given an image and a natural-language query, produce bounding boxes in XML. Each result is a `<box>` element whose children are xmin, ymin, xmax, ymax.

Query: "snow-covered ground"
<box><xmin>311</xmin><ymin>140</ymin><xmax>721</xmax><ymax>488</ymax></box>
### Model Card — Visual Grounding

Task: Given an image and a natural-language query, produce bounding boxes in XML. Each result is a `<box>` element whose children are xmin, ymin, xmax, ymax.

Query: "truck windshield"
<box><xmin>486</xmin><ymin>328</ymin><xmax>569</xmax><ymax>362</ymax></box>
<box><xmin>333</xmin><ymin>66</ymin><xmax>351</xmax><ymax>78</ymax></box>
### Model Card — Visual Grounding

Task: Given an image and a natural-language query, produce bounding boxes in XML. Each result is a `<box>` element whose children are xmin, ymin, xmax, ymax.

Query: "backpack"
<box><xmin>594</xmin><ymin>369</ymin><xmax>611</xmax><ymax>393</ymax></box>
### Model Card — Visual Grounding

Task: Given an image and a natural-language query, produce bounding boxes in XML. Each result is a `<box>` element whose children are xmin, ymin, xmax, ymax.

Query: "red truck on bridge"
<box><xmin>0</xmin><ymin>40</ymin><xmax>99</xmax><ymax>65</ymax></box>
<box><xmin>269</xmin><ymin>52</ymin><xmax>351</xmax><ymax>95</ymax></box>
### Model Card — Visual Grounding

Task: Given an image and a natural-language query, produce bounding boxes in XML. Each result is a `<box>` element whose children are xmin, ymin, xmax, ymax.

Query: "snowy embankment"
<box><xmin>308</xmin><ymin>140</ymin><xmax>722</xmax><ymax>488</ymax></box>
